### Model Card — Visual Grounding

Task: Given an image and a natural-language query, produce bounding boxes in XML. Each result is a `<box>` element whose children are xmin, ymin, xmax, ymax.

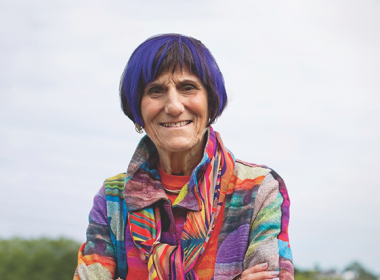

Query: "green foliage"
<box><xmin>0</xmin><ymin>237</ymin><xmax>81</xmax><ymax>280</ymax></box>
<box><xmin>295</xmin><ymin>267</ymin><xmax>321</xmax><ymax>280</ymax></box>
<box><xmin>295</xmin><ymin>262</ymin><xmax>378</xmax><ymax>280</ymax></box>
<box><xmin>344</xmin><ymin>262</ymin><xmax>378</xmax><ymax>280</ymax></box>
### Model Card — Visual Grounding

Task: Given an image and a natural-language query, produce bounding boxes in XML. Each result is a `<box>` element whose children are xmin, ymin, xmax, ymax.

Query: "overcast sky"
<box><xmin>1</xmin><ymin>0</ymin><xmax>379</xmax><ymax>274</ymax></box>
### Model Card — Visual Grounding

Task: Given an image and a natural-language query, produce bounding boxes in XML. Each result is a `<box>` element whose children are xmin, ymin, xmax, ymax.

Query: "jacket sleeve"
<box><xmin>243</xmin><ymin>170</ymin><xmax>294</xmax><ymax>280</ymax></box>
<box><xmin>74</xmin><ymin>184</ymin><xmax>116</xmax><ymax>280</ymax></box>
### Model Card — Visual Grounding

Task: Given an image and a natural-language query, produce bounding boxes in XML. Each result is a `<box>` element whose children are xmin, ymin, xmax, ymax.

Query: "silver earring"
<box><xmin>135</xmin><ymin>123</ymin><xmax>144</xmax><ymax>134</ymax></box>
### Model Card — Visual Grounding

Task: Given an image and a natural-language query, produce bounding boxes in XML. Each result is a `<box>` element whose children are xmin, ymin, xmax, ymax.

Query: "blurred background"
<box><xmin>1</xmin><ymin>0</ymin><xmax>379</xmax><ymax>278</ymax></box>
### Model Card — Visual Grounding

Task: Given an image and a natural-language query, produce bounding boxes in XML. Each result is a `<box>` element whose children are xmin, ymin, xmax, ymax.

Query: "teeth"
<box><xmin>162</xmin><ymin>121</ymin><xmax>191</xmax><ymax>127</ymax></box>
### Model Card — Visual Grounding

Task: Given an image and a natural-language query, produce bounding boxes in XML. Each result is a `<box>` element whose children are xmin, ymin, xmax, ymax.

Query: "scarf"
<box><xmin>125</xmin><ymin>127</ymin><xmax>234</xmax><ymax>280</ymax></box>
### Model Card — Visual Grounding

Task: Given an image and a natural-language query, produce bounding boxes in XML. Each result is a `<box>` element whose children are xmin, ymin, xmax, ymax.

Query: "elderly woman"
<box><xmin>74</xmin><ymin>34</ymin><xmax>293</xmax><ymax>280</ymax></box>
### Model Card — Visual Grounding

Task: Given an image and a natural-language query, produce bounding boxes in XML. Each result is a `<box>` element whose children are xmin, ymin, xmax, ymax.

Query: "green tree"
<box><xmin>0</xmin><ymin>237</ymin><xmax>81</xmax><ymax>280</ymax></box>
<box><xmin>344</xmin><ymin>262</ymin><xmax>377</xmax><ymax>280</ymax></box>
<box><xmin>295</xmin><ymin>266</ymin><xmax>320</xmax><ymax>280</ymax></box>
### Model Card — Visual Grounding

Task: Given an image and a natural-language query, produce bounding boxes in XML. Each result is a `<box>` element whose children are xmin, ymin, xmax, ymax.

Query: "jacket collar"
<box><xmin>124</xmin><ymin>127</ymin><xmax>217</xmax><ymax>212</ymax></box>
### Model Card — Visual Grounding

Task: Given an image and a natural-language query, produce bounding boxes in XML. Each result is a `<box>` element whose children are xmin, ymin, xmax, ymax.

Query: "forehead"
<box><xmin>148</xmin><ymin>64</ymin><xmax>202</xmax><ymax>86</ymax></box>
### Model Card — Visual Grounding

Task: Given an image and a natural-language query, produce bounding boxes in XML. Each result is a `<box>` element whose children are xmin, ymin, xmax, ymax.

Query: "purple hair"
<box><xmin>119</xmin><ymin>34</ymin><xmax>228</xmax><ymax>127</ymax></box>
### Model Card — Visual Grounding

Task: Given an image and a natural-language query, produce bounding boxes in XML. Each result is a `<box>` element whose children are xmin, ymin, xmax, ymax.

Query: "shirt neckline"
<box><xmin>157</xmin><ymin>165</ymin><xmax>190</xmax><ymax>193</ymax></box>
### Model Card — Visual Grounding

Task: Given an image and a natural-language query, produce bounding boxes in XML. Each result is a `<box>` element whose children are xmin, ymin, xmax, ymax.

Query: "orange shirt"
<box><xmin>157</xmin><ymin>166</ymin><xmax>226</xmax><ymax>280</ymax></box>
<box><xmin>157</xmin><ymin>165</ymin><xmax>190</xmax><ymax>205</ymax></box>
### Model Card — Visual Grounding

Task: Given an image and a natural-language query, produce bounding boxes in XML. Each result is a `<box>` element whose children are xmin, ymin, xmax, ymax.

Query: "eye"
<box><xmin>182</xmin><ymin>84</ymin><xmax>195</xmax><ymax>91</ymax></box>
<box><xmin>147</xmin><ymin>87</ymin><xmax>164</xmax><ymax>97</ymax></box>
<box><xmin>150</xmin><ymin>87</ymin><xmax>162</xmax><ymax>93</ymax></box>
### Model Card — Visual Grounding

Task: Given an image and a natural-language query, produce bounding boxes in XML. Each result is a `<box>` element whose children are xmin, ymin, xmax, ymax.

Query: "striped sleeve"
<box><xmin>243</xmin><ymin>170</ymin><xmax>294</xmax><ymax>280</ymax></box>
<box><xmin>74</xmin><ymin>184</ymin><xmax>116</xmax><ymax>280</ymax></box>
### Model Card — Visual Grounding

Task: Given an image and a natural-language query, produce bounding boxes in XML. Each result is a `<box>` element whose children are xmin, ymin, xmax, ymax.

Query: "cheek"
<box><xmin>141</xmin><ymin>99</ymin><xmax>157</xmax><ymax>126</ymax></box>
<box><xmin>191</xmin><ymin>97</ymin><xmax>208</xmax><ymax>118</ymax></box>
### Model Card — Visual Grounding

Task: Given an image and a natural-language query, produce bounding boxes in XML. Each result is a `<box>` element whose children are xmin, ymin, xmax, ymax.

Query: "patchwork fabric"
<box><xmin>74</xmin><ymin>127</ymin><xmax>294</xmax><ymax>280</ymax></box>
<box><xmin>128</xmin><ymin>130</ymin><xmax>234</xmax><ymax>279</ymax></box>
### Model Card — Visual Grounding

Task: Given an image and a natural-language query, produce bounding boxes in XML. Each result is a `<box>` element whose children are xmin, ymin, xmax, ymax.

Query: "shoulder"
<box><xmin>233</xmin><ymin>159</ymin><xmax>272</xmax><ymax>180</ymax></box>
<box><xmin>103</xmin><ymin>173</ymin><xmax>126</xmax><ymax>199</ymax></box>
<box><xmin>104</xmin><ymin>173</ymin><xmax>126</xmax><ymax>184</ymax></box>
<box><xmin>233</xmin><ymin>160</ymin><xmax>287</xmax><ymax>195</ymax></box>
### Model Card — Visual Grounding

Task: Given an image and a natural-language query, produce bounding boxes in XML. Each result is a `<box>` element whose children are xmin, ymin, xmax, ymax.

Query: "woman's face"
<box><xmin>141</xmin><ymin>65</ymin><xmax>209</xmax><ymax>155</ymax></box>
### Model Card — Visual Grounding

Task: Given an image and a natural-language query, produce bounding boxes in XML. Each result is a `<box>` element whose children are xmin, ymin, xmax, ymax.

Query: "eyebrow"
<box><xmin>177</xmin><ymin>78</ymin><xmax>201</xmax><ymax>84</ymax></box>
<box><xmin>145</xmin><ymin>82</ymin><xmax>162</xmax><ymax>89</ymax></box>
<box><xmin>145</xmin><ymin>77</ymin><xmax>201</xmax><ymax>90</ymax></box>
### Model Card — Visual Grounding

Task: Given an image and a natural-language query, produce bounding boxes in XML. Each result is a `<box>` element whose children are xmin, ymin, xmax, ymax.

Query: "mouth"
<box><xmin>160</xmin><ymin>120</ymin><xmax>192</xmax><ymax>128</ymax></box>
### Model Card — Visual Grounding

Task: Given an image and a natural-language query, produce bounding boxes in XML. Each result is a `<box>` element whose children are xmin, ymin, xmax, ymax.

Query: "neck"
<box><xmin>157</xmin><ymin>134</ymin><xmax>207</xmax><ymax>176</ymax></box>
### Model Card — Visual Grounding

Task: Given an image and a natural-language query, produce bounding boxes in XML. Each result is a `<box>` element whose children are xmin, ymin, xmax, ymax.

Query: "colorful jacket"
<box><xmin>74</xmin><ymin>131</ymin><xmax>294</xmax><ymax>280</ymax></box>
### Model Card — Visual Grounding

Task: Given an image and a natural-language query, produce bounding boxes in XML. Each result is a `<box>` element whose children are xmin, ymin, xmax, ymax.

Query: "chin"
<box><xmin>160</xmin><ymin>138</ymin><xmax>201</xmax><ymax>153</ymax></box>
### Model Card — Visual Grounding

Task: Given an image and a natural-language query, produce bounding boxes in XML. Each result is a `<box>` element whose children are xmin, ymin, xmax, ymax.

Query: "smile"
<box><xmin>160</xmin><ymin>121</ymin><xmax>192</xmax><ymax>127</ymax></box>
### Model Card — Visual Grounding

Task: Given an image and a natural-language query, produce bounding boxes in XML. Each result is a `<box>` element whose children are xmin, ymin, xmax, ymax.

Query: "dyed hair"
<box><xmin>119</xmin><ymin>34</ymin><xmax>227</xmax><ymax>127</ymax></box>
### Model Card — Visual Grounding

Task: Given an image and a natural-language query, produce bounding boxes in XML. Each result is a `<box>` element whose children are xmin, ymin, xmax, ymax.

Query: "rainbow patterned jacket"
<box><xmin>74</xmin><ymin>131</ymin><xmax>294</xmax><ymax>280</ymax></box>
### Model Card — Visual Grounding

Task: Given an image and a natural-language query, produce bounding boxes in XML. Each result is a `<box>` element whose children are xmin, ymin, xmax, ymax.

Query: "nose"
<box><xmin>164</xmin><ymin>89</ymin><xmax>184</xmax><ymax>116</ymax></box>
